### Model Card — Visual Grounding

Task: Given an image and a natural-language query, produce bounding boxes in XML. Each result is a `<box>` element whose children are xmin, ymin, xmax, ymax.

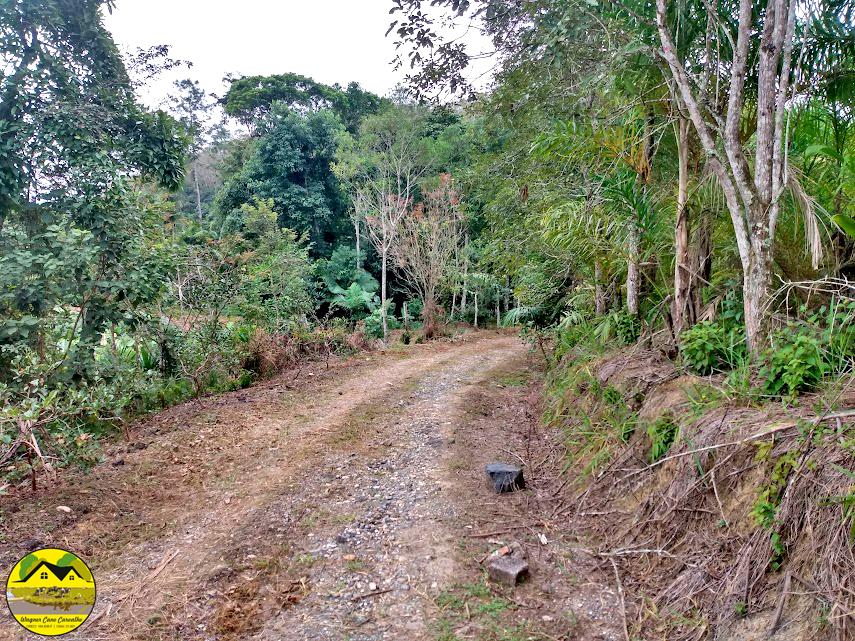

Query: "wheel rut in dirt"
<box><xmin>247</xmin><ymin>335</ymin><xmax>521</xmax><ymax>641</ymax></box>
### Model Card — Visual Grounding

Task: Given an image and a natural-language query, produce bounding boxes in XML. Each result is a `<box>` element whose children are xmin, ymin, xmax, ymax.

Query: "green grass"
<box><xmin>647</xmin><ymin>414</ymin><xmax>679</xmax><ymax>462</ymax></box>
<box><xmin>431</xmin><ymin>580</ymin><xmax>549</xmax><ymax>641</ymax></box>
<box><xmin>345</xmin><ymin>558</ymin><xmax>367</xmax><ymax>572</ymax></box>
<box><xmin>685</xmin><ymin>383</ymin><xmax>726</xmax><ymax>417</ymax></box>
<box><xmin>294</xmin><ymin>553</ymin><xmax>317</xmax><ymax>567</ymax></box>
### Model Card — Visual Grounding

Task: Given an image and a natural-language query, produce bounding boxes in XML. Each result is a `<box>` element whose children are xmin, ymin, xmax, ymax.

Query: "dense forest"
<box><xmin>0</xmin><ymin>0</ymin><xmax>853</xmax><ymax>639</ymax></box>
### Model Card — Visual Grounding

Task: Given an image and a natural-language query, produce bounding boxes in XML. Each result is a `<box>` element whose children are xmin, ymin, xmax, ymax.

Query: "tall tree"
<box><xmin>390</xmin><ymin>0</ymin><xmax>852</xmax><ymax>353</ymax></box>
<box><xmin>0</xmin><ymin>0</ymin><xmax>185</xmax><ymax>375</ymax></box>
<box><xmin>222</xmin><ymin>73</ymin><xmax>386</xmax><ymax>134</ymax></box>
<box><xmin>335</xmin><ymin>108</ymin><xmax>429</xmax><ymax>340</ymax></box>
<box><xmin>392</xmin><ymin>174</ymin><xmax>464</xmax><ymax>337</ymax></box>
<box><xmin>169</xmin><ymin>78</ymin><xmax>220</xmax><ymax>221</ymax></box>
<box><xmin>214</xmin><ymin>106</ymin><xmax>348</xmax><ymax>257</ymax></box>
<box><xmin>654</xmin><ymin>0</ymin><xmax>848</xmax><ymax>352</ymax></box>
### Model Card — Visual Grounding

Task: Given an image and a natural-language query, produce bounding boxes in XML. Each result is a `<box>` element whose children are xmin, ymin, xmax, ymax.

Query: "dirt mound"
<box><xmin>552</xmin><ymin>348</ymin><xmax>855</xmax><ymax>640</ymax></box>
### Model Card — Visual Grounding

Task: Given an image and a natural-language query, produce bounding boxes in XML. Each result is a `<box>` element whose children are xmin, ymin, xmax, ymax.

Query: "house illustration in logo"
<box><xmin>11</xmin><ymin>561</ymin><xmax>93</xmax><ymax>588</ymax></box>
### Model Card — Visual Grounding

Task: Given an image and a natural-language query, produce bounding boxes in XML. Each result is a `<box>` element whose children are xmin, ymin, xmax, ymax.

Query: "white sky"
<box><xmin>104</xmin><ymin>0</ymin><xmax>493</xmax><ymax>108</ymax></box>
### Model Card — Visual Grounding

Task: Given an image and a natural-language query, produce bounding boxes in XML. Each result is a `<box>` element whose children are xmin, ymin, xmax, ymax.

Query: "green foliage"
<box><xmin>432</xmin><ymin>581</ymin><xmax>530</xmax><ymax>641</ymax></box>
<box><xmin>0</xmin><ymin>29</ymin><xmax>389</xmax><ymax>484</ymax></box>
<box><xmin>680</xmin><ymin>321</ymin><xmax>748</xmax><ymax>375</ymax></box>
<box><xmin>759</xmin><ymin>302</ymin><xmax>855</xmax><ymax>399</ymax></box>
<box><xmin>317</xmin><ymin>246</ymin><xmax>381</xmax><ymax>320</ymax></box>
<box><xmin>406</xmin><ymin>298</ymin><xmax>425</xmax><ymax>321</ymax></box>
<box><xmin>761</xmin><ymin>332</ymin><xmax>827</xmax><ymax>399</ymax></box>
<box><xmin>214</xmin><ymin>106</ymin><xmax>349</xmax><ymax>257</ymax></box>
<box><xmin>594</xmin><ymin>310</ymin><xmax>640</xmax><ymax>346</ymax></box>
<box><xmin>815</xmin><ymin>300</ymin><xmax>855</xmax><ymax>374</ymax></box>
<box><xmin>647</xmin><ymin>414</ymin><xmax>679</xmax><ymax>462</ymax></box>
<box><xmin>833</xmin><ymin>214</ymin><xmax>855</xmax><ymax>238</ymax></box>
<box><xmin>752</xmin><ymin>447</ymin><xmax>799</xmax><ymax>570</ymax></box>
<box><xmin>0</xmin><ymin>338</ymin><xmax>139</xmax><ymax>480</ymax></box>
<box><xmin>0</xmin><ymin>3</ymin><xmax>186</xmax><ymax>387</ymax></box>
<box><xmin>237</xmin><ymin>240</ymin><xmax>314</xmax><ymax>331</ymax></box>
<box><xmin>685</xmin><ymin>383</ymin><xmax>726</xmax><ymax>417</ymax></box>
<box><xmin>722</xmin><ymin>361</ymin><xmax>758</xmax><ymax>404</ymax></box>
<box><xmin>681</xmin><ymin>299</ymin><xmax>855</xmax><ymax>401</ymax></box>
<box><xmin>505</xmin><ymin>259</ymin><xmax>571</xmax><ymax>328</ymax></box>
<box><xmin>679</xmin><ymin>288</ymin><xmax>748</xmax><ymax>376</ymax></box>
<box><xmin>329</xmin><ymin>283</ymin><xmax>379</xmax><ymax>319</ymax></box>
<box><xmin>364</xmin><ymin>304</ymin><xmax>400</xmax><ymax>339</ymax></box>
<box><xmin>316</xmin><ymin>245</ymin><xmax>379</xmax><ymax>296</ymax></box>
<box><xmin>222</xmin><ymin>73</ymin><xmax>385</xmax><ymax>133</ymax></box>
<box><xmin>543</xmin><ymin>359</ymin><xmax>639</xmax><ymax>479</ymax></box>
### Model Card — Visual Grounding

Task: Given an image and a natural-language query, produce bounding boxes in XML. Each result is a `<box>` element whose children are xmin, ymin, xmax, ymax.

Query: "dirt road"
<box><xmin>0</xmin><ymin>332</ymin><xmax>620</xmax><ymax>641</ymax></box>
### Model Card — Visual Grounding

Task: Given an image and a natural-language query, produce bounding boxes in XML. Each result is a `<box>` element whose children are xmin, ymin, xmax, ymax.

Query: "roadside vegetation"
<box><xmin>0</xmin><ymin>3</ymin><xmax>505</xmax><ymax>492</ymax></box>
<box><xmin>387</xmin><ymin>0</ymin><xmax>854</xmax><ymax>638</ymax></box>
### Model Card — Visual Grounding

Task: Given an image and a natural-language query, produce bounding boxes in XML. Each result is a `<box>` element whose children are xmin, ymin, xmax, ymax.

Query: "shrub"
<box><xmin>0</xmin><ymin>350</ymin><xmax>139</xmax><ymax>485</ymax></box>
<box><xmin>757</xmin><ymin>300</ymin><xmax>855</xmax><ymax>400</ymax></box>
<box><xmin>817</xmin><ymin>300</ymin><xmax>855</xmax><ymax>374</ymax></box>
<box><xmin>680</xmin><ymin>321</ymin><xmax>748</xmax><ymax>375</ymax></box>
<box><xmin>683</xmin><ymin>299</ymin><xmax>854</xmax><ymax>397</ymax></box>
<box><xmin>613</xmin><ymin>310</ymin><xmax>641</xmax><ymax>345</ymax></box>
<box><xmin>328</xmin><ymin>282</ymin><xmax>379</xmax><ymax>319</ymax></box>
<box><xmin>551</xmin><ymin>322</ymin><xmax>592</xmax><ymax>363</ymax></box>
<box><xmin>227</xmin><ymin>322</ymin><xmax>256</xmax><ymax>345</ymax></box>
<box><xmin>406</xmin><ymin>298</ymin><xmax>424</xmax><ymax>321</ymax></box>
<box><xmin>761</xmin><ymin>331</ymin><xmax>827</xmax><ymax>399</ymax></box>
<box><xmin>594</xmin><ymin>310</ymin><xmax>640</xmax><ymax>346</ymax></box>
<box><xmin>153</xmin><ymin>378</ymin><xmax>193</xmax><ymax>408</ymax></box>
<box><xmin>316</xmin><ymin>245</ymin><xmax>379</xmax><ymax>297</ymax></box>
<box><xmin>364</xmin><ymin>306</ymin><xmax>399</xmax><ymax>339</ymax></box>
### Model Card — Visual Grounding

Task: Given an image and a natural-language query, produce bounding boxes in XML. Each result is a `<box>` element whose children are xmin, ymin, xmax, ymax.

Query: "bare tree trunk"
<box><xmin>612</xmin><ymin>278</ymin><xmax>621</xmax><ymax>310</ymax></box>
<box><xmin>460</xmin><ymin>234</ymin><xmax>469</xmax><ymax>313</ymax></box>
<box><xmin>496</xmin><ymin>300</ymin><xmax>500</xmax><ymax>326</ymax></box>
<box><xmin>692</xmin><ymin>210</ymin><xmax>713</xmax><ymax>320</ymax></box>
<box><xmin>474</xmin><ymin>292</ymin><xmax>478</xmax><ymax>329</ymax></box>
<box><xmin>504</xmin><ymin>275</ymin><xmax>510</xmax><ymax>313</ymax></box>
<box><xmin>595</xmin><ymin>260</ymin><xmax>606</xmax><ymax>315</ymax></box>
<box><xmin>744</xmin><ymin>231</ymin><xmax>773</xmax><ymax>353</ymax></box>
<box><xmin>450</xmin><ymin>289</ymin><xmax>457</xmax><ymax>318</ymax></box>
<box><xmin>110</xmin><ymin>325</ymin><xmax>118</xmax><ymax>360</ymax></box>
<box><xmin>176</xmin><ymin>267</ymin><xmax>185</xmax><ymax>314</ymax></box>
<box><xmin>381</xmin><ymin>250</ymin><xmax>388</xmax><ymax>340</ymax></box>
<box><xmin>354</xmin><ymin>218</ymin><xmax>361</xmax><ymax>270</ymax></box>
<box><xmin>628</xmin><ymin>110</ymin><xmax>655</xmax><ymax>318</ymax></box>
<box><xmin>656</xmin><ymin>0</ymin><xmax>796</xmax><ymax>355</ymax></box>
<box><xmin>673</xmin><ymin>117</ymin><xmax>692</xmax><ymax>337</ymax></box>
<box><xmin>193</xmin><ymin>165</ymin><xmax>203</xmax><ymax>221</ymax></box>
<box><xmin>626</xmin><ymin>222</ymin><xmax>640</xmax><ymax>315</ymax></box>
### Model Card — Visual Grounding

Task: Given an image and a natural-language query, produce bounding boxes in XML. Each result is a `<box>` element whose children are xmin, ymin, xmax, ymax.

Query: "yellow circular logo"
<box><xmin>5</xmin><ymin>548</ymin><xmax>96</xmax><ymax>636</ymax></box>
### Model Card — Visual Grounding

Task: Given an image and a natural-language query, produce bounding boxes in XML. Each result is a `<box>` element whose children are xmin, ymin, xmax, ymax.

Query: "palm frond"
<box><xmin>787</xmin><ymin>168</ymin><xmax>828</xmax><ymax>270</ymax></box>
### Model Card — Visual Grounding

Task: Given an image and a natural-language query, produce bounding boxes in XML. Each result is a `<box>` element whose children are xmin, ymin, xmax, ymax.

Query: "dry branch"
<box><xmin>628</xmin><ymin>409</ymin><xmax>855</xmax><ymax>475</ymax></box>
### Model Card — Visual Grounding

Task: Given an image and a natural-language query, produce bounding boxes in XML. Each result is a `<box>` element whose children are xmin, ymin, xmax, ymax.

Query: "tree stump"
<box><xmin>485</xmin><ymin>463</ymin><xmax>525</xmax><ymax>493</ymax></box>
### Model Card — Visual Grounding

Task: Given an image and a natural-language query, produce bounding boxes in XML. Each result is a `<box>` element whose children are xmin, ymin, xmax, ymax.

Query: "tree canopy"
<box><xmin>214</xmin><ymin>106</ymin><xmax>349</xmax><ymax>257</ymax></box>
<box><xmin>0</xmin><ymin>0</ymin><xmax>186</xmax><ymax>370</ymax></box>
<box><xmin>222</xmin><ymin>73</ymin><xmax>386</xmax><ymax>133</ymax></box>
